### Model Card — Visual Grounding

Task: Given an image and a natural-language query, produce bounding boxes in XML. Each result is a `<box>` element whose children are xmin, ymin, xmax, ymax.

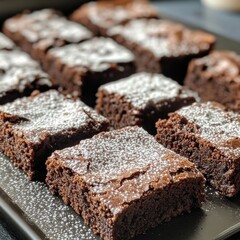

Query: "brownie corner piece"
<box><xmin>184</xmin><ymin>50</ymin><xmax>240</xmax><ymax>112</ymax></box>
<box><xmin>155</xmin><ymin>101</ymin><xmax>240</xmax><ymax>197</ymax></box>
<box><xmin>0</xmin><ymin>90</ymin><xmax>109</xmax><ymax>180</ymax></box>
<box><xmin>96</xmin><ymin>72</ymin><xmax>197</xmax><ymax>133</ymax></box>
<box><xmin>46</xmin><ymin>126</ymin><xmax>205</xmax><ymax>240</ymax></box>
<box><xmin>70</xmin><ymin>0</ymin><xmax>159</xmax><ymax>36</ymax></box>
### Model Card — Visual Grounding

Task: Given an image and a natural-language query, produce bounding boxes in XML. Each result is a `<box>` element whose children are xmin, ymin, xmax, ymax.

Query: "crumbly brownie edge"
<box><xmin>155</xmin><ymin>113</ymin><xmax>240</xmax><ymax>197</ymax></box>
<box><xmin>96</xmin><ymin>89</ymin><xmax>143</xmax><ymax>129</ymax></box>
<box><xmin>96</xmin><ymin>88</ymin><xmax>196</xmax><ymax>133</ymax></box>
<box><xmin>46</xmin><ymin>154</ymin><xmax>205</xmax><ymax>240</ymax></box>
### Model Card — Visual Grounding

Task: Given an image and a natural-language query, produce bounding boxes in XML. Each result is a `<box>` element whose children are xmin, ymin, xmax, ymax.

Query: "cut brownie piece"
<box><xmin>108</xmin><ymin>19</ymin><xmax>215</xmax><ymax>83</ymax></box>
<box><xmin>3</xmin><ymin>9</ymin><xmax>93</xmax><ymax>65</ymax></box>
<box><xmin>96</xmin><ymin>72</ymin><xmax>197</xmax><ymax>133</ymax></box>
<box><xmin>0</xmin><ymin>90</ymin><xmax>109</xmax><ymax>181</ymax></box>
<box><xmin>70</xmin><ymin>0</ymin><xmax>159</xmax><ymax>36</ymax></box>
<box><xmin>46</xmin><ymin>37</ymin><xmax>135</xmax><ymax>106</ymax></box>
<box><xmin>0</xmin><ymin>67</ymin><xmax>52</xmax><ymax>105</ymax></box>
<box><xmin>156</xmin><ymin>102</ymin><xmax>240</xmax><ymax>197</ymax></box>
<box><xmin>46</xmin><ymin>126</ymin><xmax>205</xmax><ymax>240</ymax></box>
<box><xmin>185</xmin><ymin>51</ymin><xmax>240</xmax><ymax>112</ymax></box>
<box><xmin>0</xmin><ymin>32</ymin><xmax>15</xmax><ymax>50</ymax></box>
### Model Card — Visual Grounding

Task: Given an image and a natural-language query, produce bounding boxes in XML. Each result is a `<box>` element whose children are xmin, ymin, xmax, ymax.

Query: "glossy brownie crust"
<box><xmin>156</xmin><ymin>102</ymin><xmax>240</xmax><ymax>197</ymax></box>
<box><xmin>46</xmin><ymin>37</ymin><xmax>135</xmax><ymax>106</ymax></box>
<box><xmin>185</xmin><ymin>51</ymin><xmax>240</xmax><ymax>112</ymax></box>
<box><xmin>46</xmin><ymin>127</ymin><xmax>205</xmax><ymax>240</ymax></box>
<box><xmin>96</xmin><ymin>73</ymin><xmax>197</xmax><ymax>133</ymax></box>
<box><xmin>108</xmin><ymin>19</ymin><xmax>215</xmax><ymax>83</ymax></box>
<box><xmin>0</xmin><ymin>90</ymin><xmax>109</xmax><ymax>180</ymax></box>
<box><xmin>70</xmin><ymin>0</ymin><xmax>159</xmax><ymax>36</ymax></box>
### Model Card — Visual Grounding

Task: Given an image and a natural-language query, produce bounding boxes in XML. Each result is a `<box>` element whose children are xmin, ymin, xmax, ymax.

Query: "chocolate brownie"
<box><xmin>96</xmin><ymin>72</ymin><xmax>198</xmax><ymax>133</ymax></box>
<box><xmin>46</xmin><ymin>126</ymin><xmax>205</xmax><ymax>240</ymax></box>
<box><xmin>0</xmin><ymin>90</ymin><xmax>109</xmax><ymax>181</ymax></box>
<box><xmin>0</xmin><ymin>67</ymin><xmax>52</xmax><ymax>105</ymax></box>
<box><xmin>70</xmin><ymin>0</ymin><xmax>159</xmax><ymax>36</ymax></box>
<box><xmin>156</xmin><ymin>102</ymin><xmax>240</xmax><ymax>197</ymax></box>
<box><xmin>46</xmin><ymin>37</ymin><xmax>135</xmax><ymax>106</ymax></box>
<box><xmin>0</xmin><ymin>33</ymin><xmax>15</xmax><ymax>50</ymax></box>
<box><xmin>108</xmin><ymin>19</ymin><xmax>216</xmax><ymax>83</ymax></box>
<box><xmin>185</xmin><ymin>51</ymin><xmax>240</xmax><ymax>112</ymax></box>
<box><xmin>3</xmin><ymin>9</ymin><xmax>93</xmax><ymax>65</ymax></box>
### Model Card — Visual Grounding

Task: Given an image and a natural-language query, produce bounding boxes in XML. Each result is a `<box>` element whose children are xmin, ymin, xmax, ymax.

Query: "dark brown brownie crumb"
<box><xmin>46</xmin><ymin>126</ymin><xmax>205</xmax><ymax>240</ymax></box>
<box><xmin>0</xmin><ymin>90</ymin><xmax>109</xmax><ymax>180</ymax></box>
<box><xmin>156</xmin><ymin>101</ymin><xmax>240</xmax><ymax>197</ymax></box>
<box><xmin>96</xmin><ymin>72</ymin><xmax>198</xmax><ymax>133</ymax></box>
<box><xmin>185</xmin><ymin>51</ymin><xmax>240</xmax><ymax>112</ymax></box>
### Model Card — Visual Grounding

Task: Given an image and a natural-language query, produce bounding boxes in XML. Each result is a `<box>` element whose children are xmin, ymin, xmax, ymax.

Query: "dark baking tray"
<box><xmin>2</xmin><ymin>151</ymin><xmax>240</xmax><ymax>240</ymax></box>
<box><xmin>1</xmin><ymin>1</ymin><xmax>240</xmax><ymax>240</ymax></box>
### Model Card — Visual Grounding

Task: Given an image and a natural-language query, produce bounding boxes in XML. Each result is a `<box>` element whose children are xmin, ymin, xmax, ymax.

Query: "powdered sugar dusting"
<box><xmin>58</xmin><ymin>126</ymin><xmax>197</xmax><ymax>215</ymax></box>
<box><xmin>86</xmin><ymin>1</ymin><xmax>158</xmax><ymax>28</ymax></box>
<box><xmin>0</xmin><ymin>32</ymin><xmax>15</xmax><ymax>50</ymax></box>
<box><xmin>192</xmin><ymin>51</ymin><xmax>240</xmax><ymax>82</ymax></box>
<box><xmin>100</xmin><ymin>72</ymin><xmax>197</xmax><ymax>109</ymax></box>
<box><xmin>0</xmin><ymin>50</ymin><xmax>39</xmax><ymax>73</ymax></box>
<box><xmin>48</xmin><ymin>37</ymin><xmax>134</xmax><ymax>72</ymax></box>
<box><xmin>0</xmin><ymin>67</ymin><xmax>52</xmax><ymax>98</ymax></box>
<box><xmin>5</xmin><ymin>9</ymin><xmax>93</xmax><ymax>44</ymax></box>
<box><xmin>108</xmin><ymin>19</ymin><xmax>215</xmax><ymax>58</ymax></box>
<box><xmin>0</xmin><ymin>90</ymin><xmax>108</xmax><ymax>143</ymax></box>
<box><xmin>178</xmin><ymin>102</ymin><xmax>240</xmax><ymax>157</ymax></box>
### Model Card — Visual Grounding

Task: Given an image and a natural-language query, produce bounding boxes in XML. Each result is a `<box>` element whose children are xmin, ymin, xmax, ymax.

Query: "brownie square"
<box><xmin>185</xmin><ymin>51</ymin><xmax>240</xmax><ymax>112</ymax></box>
<box><xmin>0</xmin><ymin>33</ymin><xmax>15</xmax><ymax>50</ymax></box>
<box><xmin>46</xmin><ymin>37</ymin><xmax>136</xmax><ymax>106</ymax></box>
<box><xmin>0</xmin><ymin>67</ymin><xmax>52</xmax><ymax>105</ymax></box>
<box><xmin>70</xmin><ymin>0</ymin><xmax>159</xmax><ymax>36</ymax></box>
<box><xmin>96</xmin><ymin>72</ymin><xmax>197</xmax><ymax>133</ymax></box>
<box><xmin>0</xmin><ymin>90</ymin><xmax>109</xmax><ymax>180</ymax></box>
<box><xmin>108</xmin><ymin>19</ymin><xmax>216</xmax><ymax>83</ymax></box>
<box><xmin>156</xmin><ymin>102</ymin><xmax>240</xmax><ymax>197</ymax></box>
<box><xmin>3</xmin><ymin>9</ymin><xmax>93</xmax><ymax>65</ymax></box>
<box><xmin>46</xmin><ymin>126</ymin><xmax>205</xmax><ymax>240</ymax></box>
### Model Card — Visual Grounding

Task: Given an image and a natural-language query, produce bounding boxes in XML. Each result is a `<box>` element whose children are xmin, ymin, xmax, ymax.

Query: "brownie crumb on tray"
<box><xmin>96</xmin><ymin>72</ymin><xmax>198</xmax><ymax>133</ymax></box>
<box><xmin>70</xmin><ymin>0</ymin><xmax>159</xmax><ymax>36</ymax></box>
<box><xmin>46</xmin><ymin>37</ymin><xmax>136</xmax><ymax>106</ymax></box>
<box><xmin>46</xmin><ymin>126</ymin><xmax>205</xmax><ymax>240</ymax></box>
<box><xmin>156</xmin><ymin>101</ymin><xmax>240</xmax><ymax>197</ymax></box>
<box><xmin>0</xmin><ymin>90</ymin><xmax>109</xmax><ymax>181</ymax></box>
<box><xmin>108</xmin><ymin>19</ymin><xmax>215</xmax><ymax>83</ymax></box>
<box><xmin>185</xmin><ymin>50</ymin><xmax>240</xmax><ymax>112</ymax></box>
